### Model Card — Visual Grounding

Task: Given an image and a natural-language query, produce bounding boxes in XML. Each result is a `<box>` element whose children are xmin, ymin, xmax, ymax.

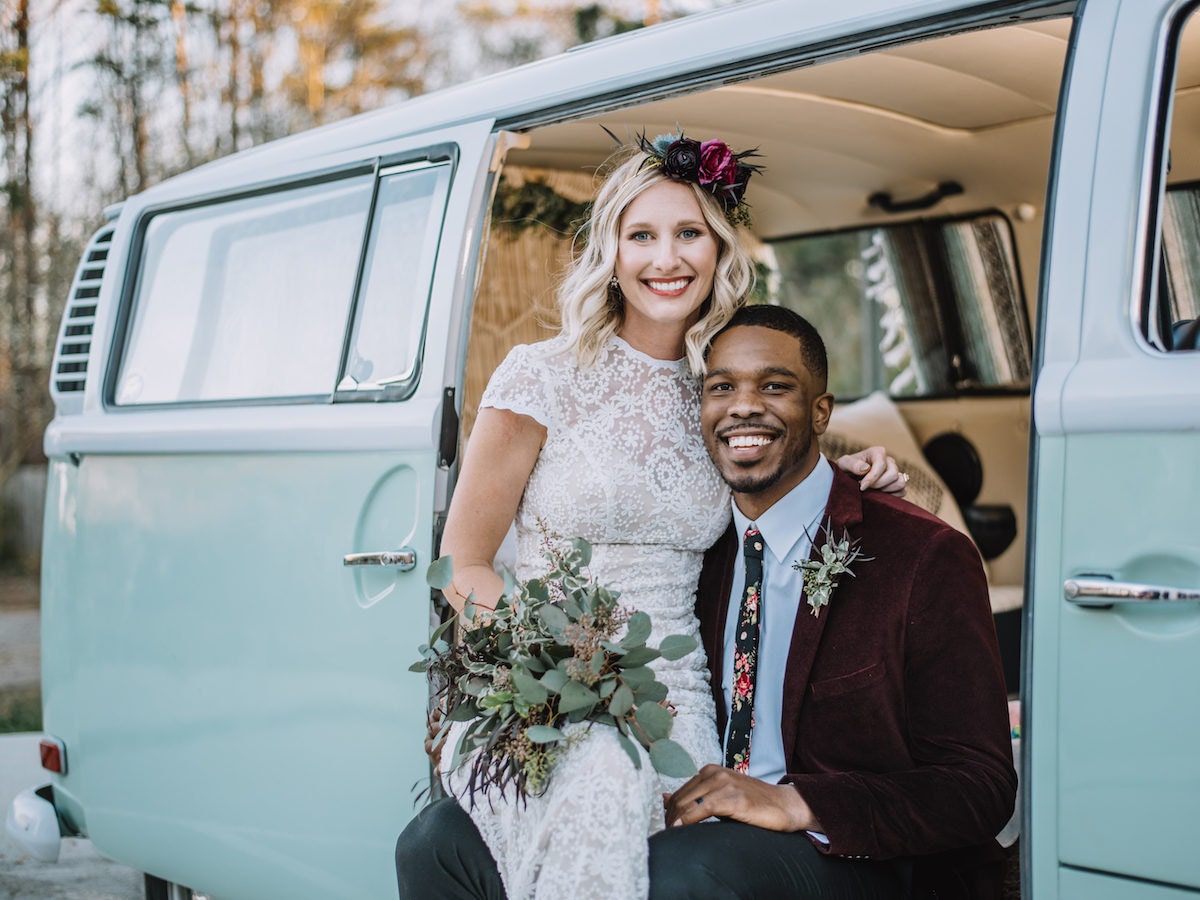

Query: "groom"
<box><xmin>396</xmin><ymin>306</ymin><xmax>1016</xmax><ymax>899</ymax></box>
<box><xmin>649</xmin><ymin>305</ymin><xmax>1016</xmax><ymax>898</ymax></box>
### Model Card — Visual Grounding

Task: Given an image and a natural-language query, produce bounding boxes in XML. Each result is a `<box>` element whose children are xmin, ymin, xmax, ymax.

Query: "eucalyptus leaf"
<box><xmin>621</xmin><ymin>611</ymin><xmax>652</xmax><ymax>648</ymax></box>
<box><xmin>570</xmin><ymin>537</ymin><xmax>593</xmax><ymax>567</ymax></box>
<box><xmin>501</xmin><ymin>567</ymin><xmax>518</xmax><ymax>597</ymax></box>
<box><xmin>598</xmin><ymin>679</ymin><xmax>617</xmax><ymax>699</ymax></box>
<box><xmin>510</xmin><ymin>668</ymin><xmax>548</xmax><ymax>705</ymax></box>
<box><xmin>480</xmin><ymin>691</ymin><xmax>513</xmax><ymax>710</ymax></box>
<box><xmin>464</xmin><ymin>677</ymin><xmax>490</xmax><ymax>696</ymax></box>
<box><xmin>561</xmin><ymin>595</ymin><xmax>583</xmax><ymax>620</ymax></box>
<box><xmin>633</xmin><ymin>702</ymin><xmax>673</xmax><ymax>743</ymax></box>
<box><xmin>600</xmin><ymin>641</ymin><xmax>627</xmax><ymax>656</ymax></box>
<box><xmin>447</xmin><ymin>702</ymin><xmax>479</xmax><ymax>722</ymax></box>
<box><xmin>540</xmin><ymin>669</ymin><xmax>567</xmax><ymax>694</ymax></box>
<box><xmin>614</xmin><ymin>730</ymin><xmax>643</xmax><ymax>770</ymax></box>
<box><xmin>526</xmin><ymin>725</ymin><xmax>566</xmax><ymax>744</ymax></box>
<box><xmin>658</xmin><ymin>634</ymin><xmax>698</xmax><ymax>661</ymax></box>
<box><xmin>620</xmin><ymin>646</ymin><xmax>661</xmax><ymax>667</ymax></box>
<box><xmin>431</xmin><ymin>617</ymin><xmax>456</xmax><ymax>644</ymax></box>
<box><xmin>539</xmin><ymin>603</ymin><xmax>570</xmax><ymax>634</ymax></box>
<box><xmin>608</xmin><ymin>684</ymin><xmax>634</xmax><ymax>717</ymax></box>
<box><xmin>620</xmin><ymin>666</ymin><xmax>654</xmax><ymax>690</ymax></box>
<box><xmin>633</xmin><ymin>681</ymin><xmax>668</xmax><ymax>704</ymax></box>
<box><xmin>408</xmin><ymin>660</ymin><xmax>429</xmax><ymax>673</ymax></box>
<box><xmin>559</xmin><ymin>680</ymin><xmax>599</xmax><ymax>714</ymax></box>
<box><xmin>648</xmin><ymin>739</ymin><xmax>698</xmax><ymax>778</ymax></box>
<box><xmin>426</xmin><ymin>556</ymin><xmax>455</xmax><ymax>590</ymax></box>
<box><xmin>589</xmin><ymin>650</ymin><xmax>606</xmax><ymax>676</ymax></box>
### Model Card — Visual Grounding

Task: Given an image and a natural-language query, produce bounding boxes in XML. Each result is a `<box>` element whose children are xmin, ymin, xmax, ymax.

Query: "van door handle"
<box><xmin>343</xmin><ymin>548</ymin><xmax>417</xmax><ymax>571</ymax></box>
<box><xmin>1064</xmin><ymin>577</ymin><xmax>1200</xmax><ymax>608</ymax></box>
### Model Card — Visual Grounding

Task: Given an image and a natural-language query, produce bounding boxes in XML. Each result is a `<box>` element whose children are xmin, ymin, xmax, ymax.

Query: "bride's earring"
<box><xmin>609</xmin><ymin>275</ymin><xmax>619</xmax><ymax>289</ymax></box>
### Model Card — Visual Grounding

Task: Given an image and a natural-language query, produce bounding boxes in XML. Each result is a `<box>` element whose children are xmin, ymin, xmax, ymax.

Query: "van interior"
<box><xmin>462</xmin><ymin>8</ymin><xmax>1200</xmax><ymax>720</ymax></box>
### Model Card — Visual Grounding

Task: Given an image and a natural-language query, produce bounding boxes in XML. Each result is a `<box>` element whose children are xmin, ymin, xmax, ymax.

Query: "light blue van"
<box><xmin>6</xmin><ymin>0</ymin><xmax>1200</xmax><ymax>897</ymax></box>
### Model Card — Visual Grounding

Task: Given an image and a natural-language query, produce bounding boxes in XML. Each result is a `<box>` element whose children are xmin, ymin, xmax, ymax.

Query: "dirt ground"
<box><xmin>0</xmin><ymin>576</ymin><xmax>39</xmax><ymax>693</ymax></box>
<box><xmin>0</xmin><ymin>575</ymin><xmax>37</xmax><ymax>612</ymax></box>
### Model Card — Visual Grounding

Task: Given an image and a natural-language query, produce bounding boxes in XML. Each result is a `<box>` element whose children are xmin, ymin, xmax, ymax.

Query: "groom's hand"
<box><xmin>663</xmin><ymin>764</ymin><xmax>823</xmax><ymax>832</ymax></box>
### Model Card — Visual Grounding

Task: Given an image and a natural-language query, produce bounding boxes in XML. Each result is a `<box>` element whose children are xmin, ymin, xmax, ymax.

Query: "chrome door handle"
<box><xmin>1064</xmin><ymin>577</ymin><xmax>1200</xmax><ymax>607</ymax></box>
<box><xmin>343</xmin><ymin>548</ymin><xmax>417</xmax><ymax>571</ymax></box>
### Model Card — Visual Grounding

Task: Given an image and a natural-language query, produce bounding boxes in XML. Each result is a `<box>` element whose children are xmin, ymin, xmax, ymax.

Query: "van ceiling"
<box><xmin>510</xmin><ymin>19</ymin><xmax>1077</xmax><ymax>238</ymax></box>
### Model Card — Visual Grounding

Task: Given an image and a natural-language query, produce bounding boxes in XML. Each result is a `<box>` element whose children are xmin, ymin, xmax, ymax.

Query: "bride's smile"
<box><xmin>615</xmin><ymin>180</ymin><xmax>718</xmax><ymax>357</ymax></box>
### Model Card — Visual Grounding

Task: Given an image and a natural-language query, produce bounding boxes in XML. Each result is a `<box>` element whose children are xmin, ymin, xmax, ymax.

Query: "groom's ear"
<box><xmin>811</xmin><ymin>392</ymin><xmax>834</xmax><ymax>436</ymax></box>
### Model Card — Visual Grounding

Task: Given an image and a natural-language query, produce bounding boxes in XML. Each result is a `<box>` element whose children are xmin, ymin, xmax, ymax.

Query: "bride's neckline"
<box><xmin>610</xmin><ymin>334</ymin><xmax>686</xmax><ymax>371</ymax></box>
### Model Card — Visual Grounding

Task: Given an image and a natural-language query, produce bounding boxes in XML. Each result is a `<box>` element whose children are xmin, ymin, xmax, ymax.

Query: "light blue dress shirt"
<box><xmin>721</xmin><ymin>455</ymin><xmax>834</xmax><ymax>786</ymax></box>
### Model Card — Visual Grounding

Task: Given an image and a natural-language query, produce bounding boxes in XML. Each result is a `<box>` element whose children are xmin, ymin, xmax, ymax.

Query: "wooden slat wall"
<box><xmin>461</xmin><ymin>166</ymin><xmax>597</xmax><ymax>442</ymax></box>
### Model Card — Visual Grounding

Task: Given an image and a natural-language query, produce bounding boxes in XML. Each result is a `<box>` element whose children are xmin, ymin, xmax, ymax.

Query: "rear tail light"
<box><xmin>39</xmin><ymin>737</ymin><xmax>67</xmax><ymax>775</ymax></box>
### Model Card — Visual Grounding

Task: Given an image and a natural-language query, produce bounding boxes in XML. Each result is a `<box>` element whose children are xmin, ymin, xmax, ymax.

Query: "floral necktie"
<box><xmin>725</xmin><ymin>525</ymin><xmax>763</xmax><ymax>774</ymax></box>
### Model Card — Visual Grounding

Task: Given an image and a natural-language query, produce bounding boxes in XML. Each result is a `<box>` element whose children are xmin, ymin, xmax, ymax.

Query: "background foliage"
<box><xmin>0</xmin><ymin>0</ymin><xmax>739</xmax><ymax>568</ymax></box>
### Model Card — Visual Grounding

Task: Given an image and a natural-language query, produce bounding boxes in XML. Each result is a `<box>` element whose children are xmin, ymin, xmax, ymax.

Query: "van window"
<box><xmin>114</xmin><ymin>157</ymin><xmax>453</xmax><ymax>406</ymax></box>
<box><xmin>1147</xmin><ymin>5</ymin><xmax>1200</xmax><ymax>351</ymax></box>
<box><xmin>767</xmin><ymin>212</ymin><xmax>1031</xmax><ymax>399</ymax></box>
<box><xmin>338</xmin><ymin>162</ymin><xmax>452</xmax><ymax>397</ymax></box>
<box><xmin>115</xmin><ymin>174</ymin><xmax>375</xmax><ymax>405</ymax></box>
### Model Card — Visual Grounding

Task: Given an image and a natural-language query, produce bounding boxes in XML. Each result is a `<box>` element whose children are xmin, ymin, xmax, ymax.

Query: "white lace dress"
<box><xmin>441</xmin><ymin>334</ymin><xmax>732</xmax><ymax>900</ymax></box>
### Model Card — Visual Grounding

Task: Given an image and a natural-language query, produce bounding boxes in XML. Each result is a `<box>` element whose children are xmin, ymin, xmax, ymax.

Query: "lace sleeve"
<box><xmin>479</xmin><ymin>342</ymin><xmax>558</xmax><ymax>429</ymax></box>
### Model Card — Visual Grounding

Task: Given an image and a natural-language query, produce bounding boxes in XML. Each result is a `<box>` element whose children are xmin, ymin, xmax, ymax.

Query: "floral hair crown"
<box><xmin>635</xmin><ymin>130</ymin><xmax>763</xmax><ymax>226</ymax></box>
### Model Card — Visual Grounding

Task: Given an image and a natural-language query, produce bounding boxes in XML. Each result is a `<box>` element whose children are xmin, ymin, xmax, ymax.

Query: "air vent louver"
<box><xmin>50</xmin><ymin>224</ymin><xmax>114</xmax><ymax>412</ymax></box>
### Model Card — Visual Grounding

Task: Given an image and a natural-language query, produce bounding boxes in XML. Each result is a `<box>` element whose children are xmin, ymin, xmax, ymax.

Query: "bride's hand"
<box><xmin>835</xmin><ymin>445</ymin><xmax>908</xmax><ymax>496</ymax></box>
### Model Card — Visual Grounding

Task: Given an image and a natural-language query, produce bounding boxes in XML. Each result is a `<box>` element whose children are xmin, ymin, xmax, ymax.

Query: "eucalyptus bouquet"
<box><xmin>411</xmin><ymin>537</ymin><xmax>698</xmax><ymax>804</ymax></box>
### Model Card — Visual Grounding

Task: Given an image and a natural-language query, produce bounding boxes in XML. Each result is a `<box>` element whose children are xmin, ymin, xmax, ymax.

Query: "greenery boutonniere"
<box><xmin>791</xmin><ymin>519</ymin><xmax>872</xmax><ymax>618</ymax></box>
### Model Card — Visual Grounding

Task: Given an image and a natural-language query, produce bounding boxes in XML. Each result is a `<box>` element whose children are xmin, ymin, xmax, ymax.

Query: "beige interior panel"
<box><xmin>897</xmin><ymin>397</ymin><xmax>1031</xmax><ymax>589</ymax></box>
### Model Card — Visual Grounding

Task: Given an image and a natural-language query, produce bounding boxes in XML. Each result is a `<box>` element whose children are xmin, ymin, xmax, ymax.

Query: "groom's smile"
<box><xmin>701</xmin><ymin>324</ymin><xmax>833</xmax><ymax>519</ymax></box>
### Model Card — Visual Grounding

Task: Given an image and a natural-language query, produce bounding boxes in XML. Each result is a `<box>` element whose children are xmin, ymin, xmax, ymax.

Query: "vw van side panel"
<box><xmin>43</xmin><ymin>451</ymin><xmax>434</xmax><ymax>899</ymax></box>
<box><xmin>1030</xmin><ymin>0</ymin><xmax>1200</xmax><ymax>896</ymax></box>
<box><xmin>38</xmin><ymin>120</ymin><xmax>498</xmax><ymax>897</ymax></box>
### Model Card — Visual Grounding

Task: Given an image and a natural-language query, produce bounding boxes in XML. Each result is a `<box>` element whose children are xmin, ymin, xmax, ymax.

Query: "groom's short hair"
<box><xmin>711</xmin><ymin>305</ymin><xmax>828</xmax><ymax>388</ymax></box>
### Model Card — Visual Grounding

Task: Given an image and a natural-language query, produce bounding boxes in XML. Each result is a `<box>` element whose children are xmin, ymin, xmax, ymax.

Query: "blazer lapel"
<box><xmin>698</xmin><ymin>525</ymin><xmax>737</xmax><ymax>738</ymax></box>
<box><xmin>780</xmin><ymin>469</ymin><xmax>865</xmax><ymax>760</ymax></box>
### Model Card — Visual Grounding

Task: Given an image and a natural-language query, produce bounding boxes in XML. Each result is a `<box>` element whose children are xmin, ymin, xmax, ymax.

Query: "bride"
<box><xmin>397</xmin><ymin>133</ymin><xmax>903</xmax><ymax>899</ymax></box>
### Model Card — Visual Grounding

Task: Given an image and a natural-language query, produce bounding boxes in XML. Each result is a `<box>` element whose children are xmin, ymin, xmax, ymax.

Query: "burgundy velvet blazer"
<box><xmin>696</xmin><ymin>468</ymin><xmax>1017</xmax><ymax>890</ymax></box>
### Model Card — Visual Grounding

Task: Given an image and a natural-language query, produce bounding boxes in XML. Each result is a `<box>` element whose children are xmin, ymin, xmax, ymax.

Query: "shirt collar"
<box><xmin>731</xmin><ymin>456</ymin><xmax>835</xmax><ymax>568</ymax></box>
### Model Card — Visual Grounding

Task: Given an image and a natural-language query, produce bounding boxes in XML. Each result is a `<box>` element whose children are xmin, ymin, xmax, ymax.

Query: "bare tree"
<box><xmin>279</xmin><ymin>0</ymin><xmax>426</xmax><ymax>132</ymax></box>
<box><xmin>0</xmin><ymin>0</ymin><xmax>49</xmax><ymax>497</ymax></box>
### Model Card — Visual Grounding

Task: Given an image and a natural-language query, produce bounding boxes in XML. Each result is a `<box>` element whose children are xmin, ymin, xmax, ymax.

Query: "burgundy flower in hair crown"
<box><xmin>637</xmin><ymin>130</ymin><xmax>763</xmax><ymax>226</ymax></box>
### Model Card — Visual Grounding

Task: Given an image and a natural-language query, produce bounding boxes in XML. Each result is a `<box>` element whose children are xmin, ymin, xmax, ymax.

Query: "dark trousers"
<box><xmin>396</xmin><ymin>798</ymin><xmax>909</xmax><ymax>900</ymax></box>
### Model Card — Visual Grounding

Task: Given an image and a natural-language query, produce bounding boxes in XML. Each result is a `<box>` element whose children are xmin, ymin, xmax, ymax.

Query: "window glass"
<box><xmin>768</xmin><ymin>213</ymin><xmax>1030</xmax><ymax>399</ymax></box>
<box><xmin>339</xmin><ymin>162</ymin><xmax>452</xmax><ymax>394</ymax></box>
<box><xmin>117</xmin><ymin>175</ymin><xmax>374</xmax><ymax>405</ymax></box>
<box><xmin>1162</xmin><ymin>187</ymin><xmax>1200</xmax><ymax>325</ymax></box>
<box><xmin>1148</xmin><ymin>6</ymin><xmax>1200</xmax><ymax>350</ymax></box>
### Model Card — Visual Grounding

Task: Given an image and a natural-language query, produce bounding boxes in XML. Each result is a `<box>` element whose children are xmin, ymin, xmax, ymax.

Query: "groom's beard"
<box><xmin>719</xmin><ymin>431</ymin><xmax>814</xmax><ymax>495</ymax></box>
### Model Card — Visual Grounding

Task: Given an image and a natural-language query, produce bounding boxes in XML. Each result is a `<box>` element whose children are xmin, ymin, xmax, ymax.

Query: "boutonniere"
<box><xmin>791</xmin><ymin>518</ymin><xmax>872</xmax><ymax>618</ymax></box>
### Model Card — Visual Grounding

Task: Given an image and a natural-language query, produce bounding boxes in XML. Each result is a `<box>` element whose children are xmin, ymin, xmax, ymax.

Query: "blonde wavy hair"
<box><xmin>556</xmin><ymin>150</ymin><xmax>756</xmax><ymax>376</ymax></box>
